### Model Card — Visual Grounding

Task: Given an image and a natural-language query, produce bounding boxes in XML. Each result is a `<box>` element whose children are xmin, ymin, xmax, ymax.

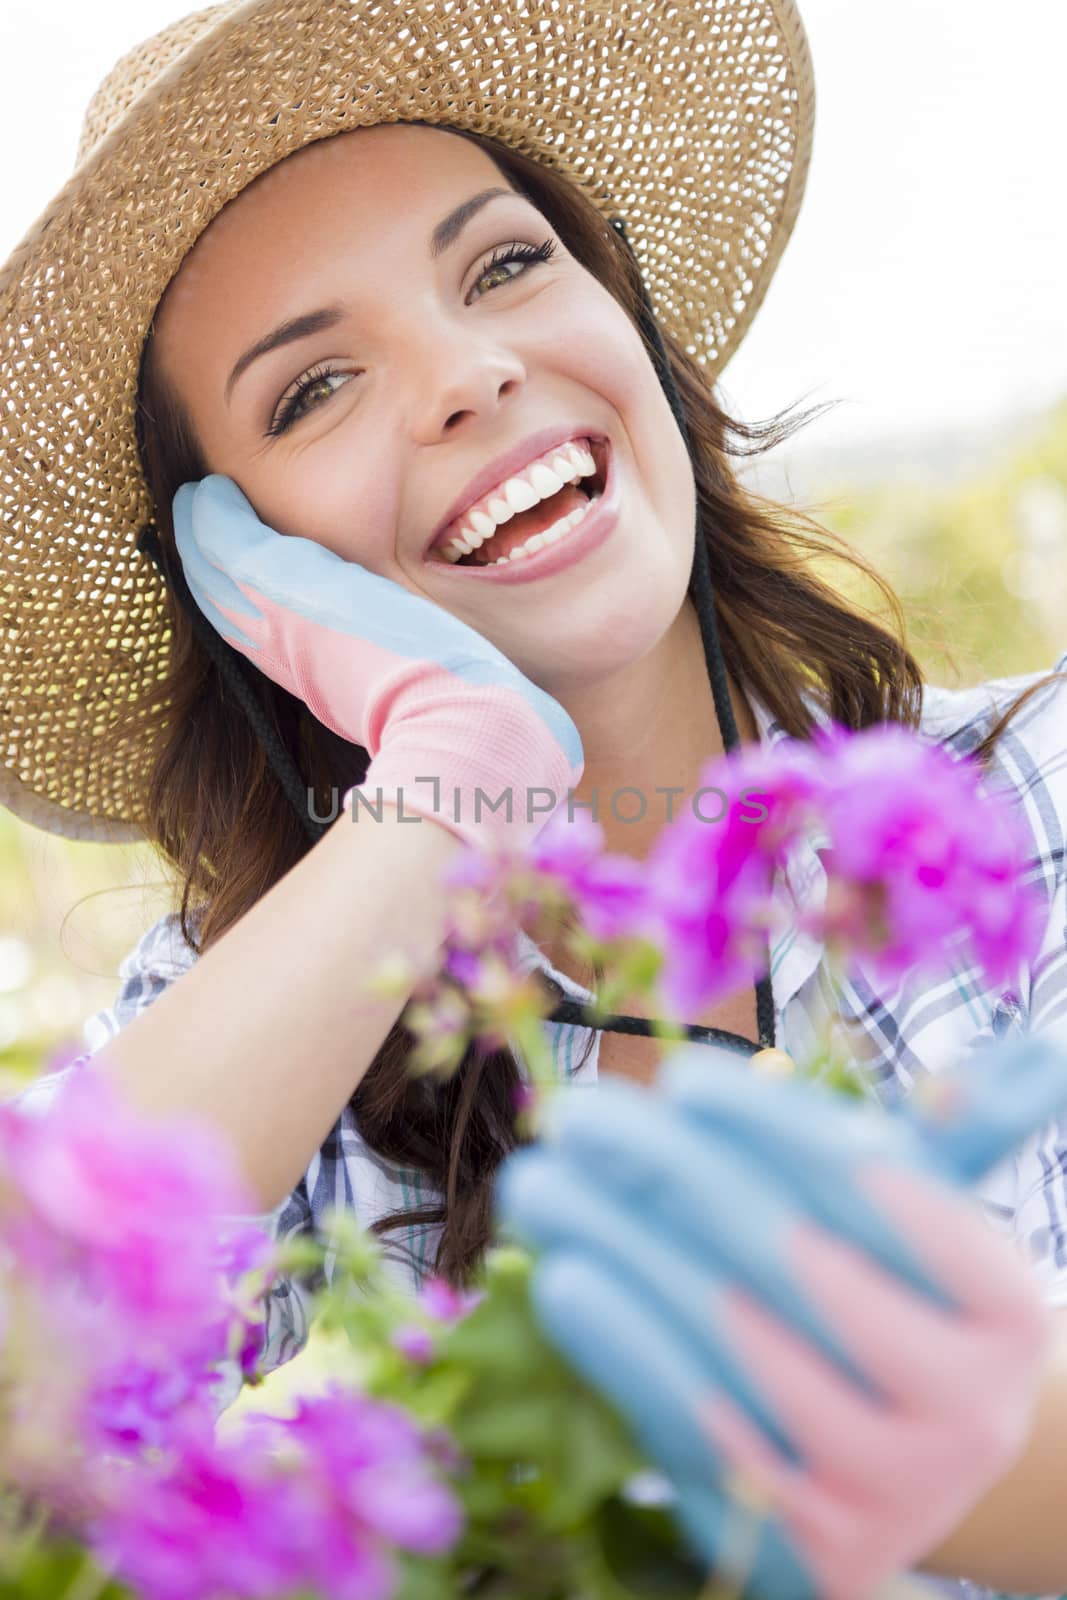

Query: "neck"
<box><xmin>552</xmin><ymin>596</ymin><xmax>756</xmax><ymax>864</ymax></box>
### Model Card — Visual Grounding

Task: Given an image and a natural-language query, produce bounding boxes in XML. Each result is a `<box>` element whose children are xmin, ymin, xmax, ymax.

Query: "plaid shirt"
<box><xmin>16</xmin><ymin>652</ymin><xmax>1067</xmax><ymax>1600</ymax></box>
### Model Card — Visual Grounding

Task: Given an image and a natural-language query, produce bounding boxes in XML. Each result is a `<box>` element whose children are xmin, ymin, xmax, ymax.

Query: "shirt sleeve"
<box><xmin>10</xmin><ymin>909</ymin><xmax>320</xmax><ymax>1387</ymax></box>
<box><xmin>1005</xmin><ymin>866</ymin><xmax>1067</xmax><ymax>1306</ymax></box>
<box><xmin>986</xmin><ymin>659</ymin><xmax>1067</xmax><ymax>1306</ymax></box>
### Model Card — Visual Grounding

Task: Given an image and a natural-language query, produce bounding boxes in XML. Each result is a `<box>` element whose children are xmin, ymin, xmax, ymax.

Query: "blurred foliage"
<box><xmin>1</xmin><ymin>396</ymin><xmax>1065</xmax><ymax>1088</ymax></box>
<box><xmin>0</xmin><ymin>818</ymin><xmax>171</xmax><ymax>1085</ymax></box>
<box><xmin>803</xmin><ymin>396</ymin><xmax>1067</xmax><ymax>688</ymax></box>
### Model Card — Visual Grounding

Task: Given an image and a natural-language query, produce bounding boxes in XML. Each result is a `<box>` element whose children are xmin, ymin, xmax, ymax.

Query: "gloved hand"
<box><xmin>172</xmin><ymin>474</ymin><xmax>583</xmax><ymax>854</ymax></box>
<box><xmin>495</xmin><ymin>1035</ymin><xmax>1067</xmax><ymax>1600</ymax></box>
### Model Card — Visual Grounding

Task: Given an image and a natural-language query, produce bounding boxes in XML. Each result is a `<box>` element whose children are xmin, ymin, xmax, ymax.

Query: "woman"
<box><xmin>4</xmin><ymin>0</ymin><xmax>1067</xmax><ymax>1594</ymax></box>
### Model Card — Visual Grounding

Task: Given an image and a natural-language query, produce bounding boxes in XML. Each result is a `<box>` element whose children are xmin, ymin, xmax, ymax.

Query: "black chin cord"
<box><xmin>138</xmin><ymin>218</ymin><xmax>776</xmax><ymax>1057</ymax></box>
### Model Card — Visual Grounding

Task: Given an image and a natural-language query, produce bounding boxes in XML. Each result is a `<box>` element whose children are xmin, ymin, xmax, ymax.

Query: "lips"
<box><xmin>427</xmin><ymin>437</ymin><xmax>620</xmax><ymax>582</ymax></box>
<box><xmin>423</xmin><ymin>426</ymin><xmax>609</xmax><ymax>559</ymax></box>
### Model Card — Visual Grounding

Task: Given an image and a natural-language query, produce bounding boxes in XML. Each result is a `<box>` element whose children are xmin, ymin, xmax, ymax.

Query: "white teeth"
<box><xmin>528</xmin><ymin>462</ymin><xmax>566</xmax><ymax>499</ymax></box>
<box><xmin>503</xmin><ymin>477</ymin><xmax>540</xmax><ymax>515</ymax></box>
<box><xmin>487</xmin><ymin>500</ymin><xmax>593</xmax><ymax>564</ymax></box>
<box><xmin>468</xmin><ymin>509</ymin><xmax>497</xmax><ymax>539</ymax></box>
<box><xmin>439</xmin><ymin>437</ymin><xmax>602</xmax><ymax>562</ymax></box>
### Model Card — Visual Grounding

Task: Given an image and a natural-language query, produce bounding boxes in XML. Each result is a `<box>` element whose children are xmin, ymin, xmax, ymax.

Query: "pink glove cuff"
<box><xmin>340</xmin><ymin>706</ymin><xmax>582</xmax><ymax>858</ymax></box>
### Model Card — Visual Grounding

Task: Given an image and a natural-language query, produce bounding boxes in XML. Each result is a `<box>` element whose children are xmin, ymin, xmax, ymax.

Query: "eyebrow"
<box><xmin>224</xmin><ymin>186</ymin><xmax>516</xmax><ymax>406</ymax></box>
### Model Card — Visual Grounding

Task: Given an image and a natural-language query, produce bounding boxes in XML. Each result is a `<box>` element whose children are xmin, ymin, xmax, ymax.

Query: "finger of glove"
<box><xmin>173</xmin><ymin>481</ymin><xmax>266</xmax><ymax>652</ymax></box>
<box><xmin>714</xmin><ymin>1232</ymin><xmax>960</xmax><ymax>1471</ymax></box>
<box><xmin>532</xmin><ymin>1230</ymin><xmax>941</xmax><ymax>1600</ymax></box>
<box><xmin>693</xmin><ymin>1393</ymin><xmax>909</xmax><ymax>1600</ymax></box>
<box><xmin>671</xmin><ymin>1477</ymin><xmax>822</xmax><ymax>1600</ymax></box>
<box><xmin>496</xmin><ymin>1145</ymin><xmax>802</xmax><ymax>1460</ymax></box>
<box><xmin>859</xmin><ymin>1163</ymin><xmax>1050</xmax><ymax>1353</ymax></box>
<box><xmin>730</xmin><ymin>1174</ymin><xmax>1048</xmax><ymax>1435</ymax></box>
<box><xmin>178</xmin><ymin>478</ymin><xmax>526</xmax><ymax>669</ymax></box>
<box><xmin>906</xmin><ymin>1033</ymin><xmax>1067</xmax><ymax>1187</ymax></box>
<box><xmin>542</xmin><ymin>1077</ymin><xmax>939</xmax><ymax>1359</ymax></box>
<box><xmin>653</xmin><ymin>1059</ymin><xmax>951</xmax><ymax>1309</ymax></box>
<box><xmin>176</xmin><ymin>474</ymin><xmax>315</xmax><ymax>589</ymax></box>
<box><xmin>529</xmin><ymin>1250</ymin><xmax>820</xmax><ymax>1600</ymax></box>
<box><xmin>659</xmin><ymin>1056</ymin><xmax>896</xmax><ymax>1164</ymax></box>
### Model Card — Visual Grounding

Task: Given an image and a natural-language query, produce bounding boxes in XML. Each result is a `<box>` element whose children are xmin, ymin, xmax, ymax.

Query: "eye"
<box><xmin>266</xmin><ymin>363</ymin><xmax>354</xmax><ymax>438</ymax></box>
<box><xmin>468</xmin><ymin>237</ymin><xmax>558</xmax><ymax>299</ymax></box>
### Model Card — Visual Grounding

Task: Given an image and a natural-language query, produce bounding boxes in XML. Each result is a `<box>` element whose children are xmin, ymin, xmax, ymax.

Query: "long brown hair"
<box><xmin>129</xmin><ymin>124</ymin><xmax>928</xmax><ymax>1283</ymax></box>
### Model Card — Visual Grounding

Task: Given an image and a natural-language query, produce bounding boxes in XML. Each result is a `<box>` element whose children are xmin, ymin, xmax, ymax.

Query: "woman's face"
<box><xmin>153</xmin><ymin>123</ymin><xmax>697</xmax><ymax>696</ymax></box>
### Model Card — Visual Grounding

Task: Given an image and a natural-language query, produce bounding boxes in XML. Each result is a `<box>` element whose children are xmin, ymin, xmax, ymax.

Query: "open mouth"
<box><xmin>436</xmin><ymin>437</ymin><xmax>610</xmax><ymax>569</ymax></box>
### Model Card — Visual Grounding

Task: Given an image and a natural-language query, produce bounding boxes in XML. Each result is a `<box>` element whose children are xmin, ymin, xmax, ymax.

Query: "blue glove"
<box><xmin>495</xmin><ymin>1035</ymin><xmax>1067</xmax><ymax>1598</ymax></box>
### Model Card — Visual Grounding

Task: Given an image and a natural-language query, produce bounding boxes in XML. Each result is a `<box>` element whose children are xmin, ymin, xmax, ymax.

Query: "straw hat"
<box><xmin>0</xmin><ymin>0</ymin><xmax>814</xmax><ymax>845</ymax></box>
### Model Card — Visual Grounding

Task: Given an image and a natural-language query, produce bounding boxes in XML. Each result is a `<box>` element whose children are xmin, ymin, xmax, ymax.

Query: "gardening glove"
<box><xmin>173</xmin><ymin>474</ymin><xmax>583</xmax><ymax>854</ymax></box>
<box><xmin>495</xmin><ymin>1032</ymin><xmax>1067</xmax><ymax>1599</ymax></box>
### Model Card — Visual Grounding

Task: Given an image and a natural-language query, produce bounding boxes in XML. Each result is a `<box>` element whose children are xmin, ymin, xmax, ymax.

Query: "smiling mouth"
<box><xmin>430</xmin><ymin>439</ymin><xmax>609</xmax><ymax>568</ymax></box>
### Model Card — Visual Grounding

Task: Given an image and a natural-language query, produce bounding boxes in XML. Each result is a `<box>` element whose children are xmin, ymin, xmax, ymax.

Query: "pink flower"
<box><xmin>440</xmin><ymin>846</ymin><xmax>502</xmax><ymax>893</ymax></box>
<box><xmin>0</xmin><ymin>1071</ymin><xmax>272</xmax><ymax>1473</ymax></box>
<box><xmin>527</xmin><ymin>805</ymin><xmax>604</xmax><ymax>875</ymax></box>
<box><xmin>86</xmin><ymin>1356</ymin><xmax>225</xmax><ymax>1451</ymax></box>
<box><xmin>442</xmin><ymin>948</ymin><xmax>482</xmax><ymax>989</ymax></box>
<box><xmin>272</xmin><ymin>1389</ymin><xmax>463</xmax><ymax>1556</ymax></box>
<box><xmin>418</xmin><ymin>1276</ymin><xmax>483</xmax><ymax>1323</ymax></box>
<box><xmin>387</xmin><ymin>1276</ymin><xmax>483</xmax><ymax>1368</ymax></box>
<box><xmin>810</xmin><ymin>724</ymin><xmax>1043</xmax><ymax>985</ymax></box>
<box><xmin>92</xmin><ymin>1389</ymin><xmax>463</xmax><ymax>1600</ymax></box>
<box><xmin>528</xmin><ymin>809</ymin><xmax>647</xmax><ymax>942</ymax></box>
<box><xmin>391</xmin><ymin>1323</ymin><xmax>435</xmax><ymax>1365</ymax></box>
<box><xmin>0</xmin><ymin>1071</ymin><xmax>264</xmax><ymax>1337</ymax></box>
<box><xmin>637</xmin><ymin>743</ymin><xmax>822</xmax><ymax>1015</ymax></box>
<box><xmin>524</xmin><ymin>724</ymin><xmax>1042</xmax><ymax>1014</ymax></box>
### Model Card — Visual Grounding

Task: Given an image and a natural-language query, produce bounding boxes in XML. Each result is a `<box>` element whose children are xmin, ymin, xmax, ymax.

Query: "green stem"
<box><xmin>3</xmin><ymin>1494</ymin><xmax>49</xmax><ymax>1566</ymax></box>
<box><xmin>510</xmin><ymin>1010</ymin><xmax>557</xmax><ymax>1095</ymax></box>
<box><xmin>58</xmin><ymin>1548</ymin><xmax>114</xmax><ymax>1600</ymax></box>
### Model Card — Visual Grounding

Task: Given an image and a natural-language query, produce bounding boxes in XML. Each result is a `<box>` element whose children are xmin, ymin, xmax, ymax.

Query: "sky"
<box><xmin>1</xmin><ymin>0</ymin><xmax>1064</xmax><ymax>457</ymax></box>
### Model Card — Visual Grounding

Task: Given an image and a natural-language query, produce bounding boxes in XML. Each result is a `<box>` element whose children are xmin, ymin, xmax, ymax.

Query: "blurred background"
<box><xmin>1</xmin><ymin>0</ymin><xmax>1065</xmax><ymax>1087</ymax></box>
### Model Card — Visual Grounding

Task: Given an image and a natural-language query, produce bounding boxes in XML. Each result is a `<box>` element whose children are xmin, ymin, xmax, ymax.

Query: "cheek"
<box><xmin>572</xmin><ymin>297</ymin><xmax>691</xmax><ymax>479</ymax></box>
<box><xmin>253</xmin><ymin>454</ymin><xmax>399</xmax><ymax>566</ymax></box>
<box><xmin>566</xmin><ymin>298</ymin><xmax>644</xmax><ymax>392</ymax></box>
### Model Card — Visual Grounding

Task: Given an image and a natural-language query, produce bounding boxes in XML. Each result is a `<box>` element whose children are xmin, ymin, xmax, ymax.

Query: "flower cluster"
<box><xmin>93</xmin><ymin>1391</ymin><xmax>462</xmax><ymax>1600</ymax></box>
<box><xmin>525</xmin><ymin>723</ymin><xmax>1042</xmax><ymax>1017</ymax></box>
<box><xmin>0</xmin><ymin>1070</ymin><xmax>464</xmax><ymax>1599</ymax></box>
<box><xmin>0</xmin><ymin>1070</ymin><xmax>271</xmax><ymax>1486</ymax></box>
<box><xmin>392</xmin><ymin>723</ymin><xmax>1043</xmax><ymax>1099</ymax></box>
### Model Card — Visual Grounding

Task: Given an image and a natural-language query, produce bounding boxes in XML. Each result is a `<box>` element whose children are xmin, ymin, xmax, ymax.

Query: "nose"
<box><xmin>406</xmin><ymin>324</ymin><xmax>529</xmax><ymax>441</ymax></box>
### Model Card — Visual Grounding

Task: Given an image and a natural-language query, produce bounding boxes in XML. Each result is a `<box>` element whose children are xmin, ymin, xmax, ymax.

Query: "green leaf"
<box><xmin>391</xmin><ymin>1552</ymin><xmax>458</xmax><ymax>1600</ymax></box>
<box><xmin>594</xmin><ymin>1498</ymin><xmax>707</xmax><ymax>1599</ymax></box>
<box><xmin>435</xmin><ymin>1249</ymin><xmax>648</xmax><ymax>1529</ymax></box>
<box><xmin>0</xmin><ymin>1539</ymin><xmax>133</xmax><ymax>1599</ymax></box>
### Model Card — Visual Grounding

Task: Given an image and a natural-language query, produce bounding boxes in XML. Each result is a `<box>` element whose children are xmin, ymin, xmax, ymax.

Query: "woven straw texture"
<box><xmin>0</xmin><ymin>0</ymin><xmax>814</xmax><ymax>844</ymax></box>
